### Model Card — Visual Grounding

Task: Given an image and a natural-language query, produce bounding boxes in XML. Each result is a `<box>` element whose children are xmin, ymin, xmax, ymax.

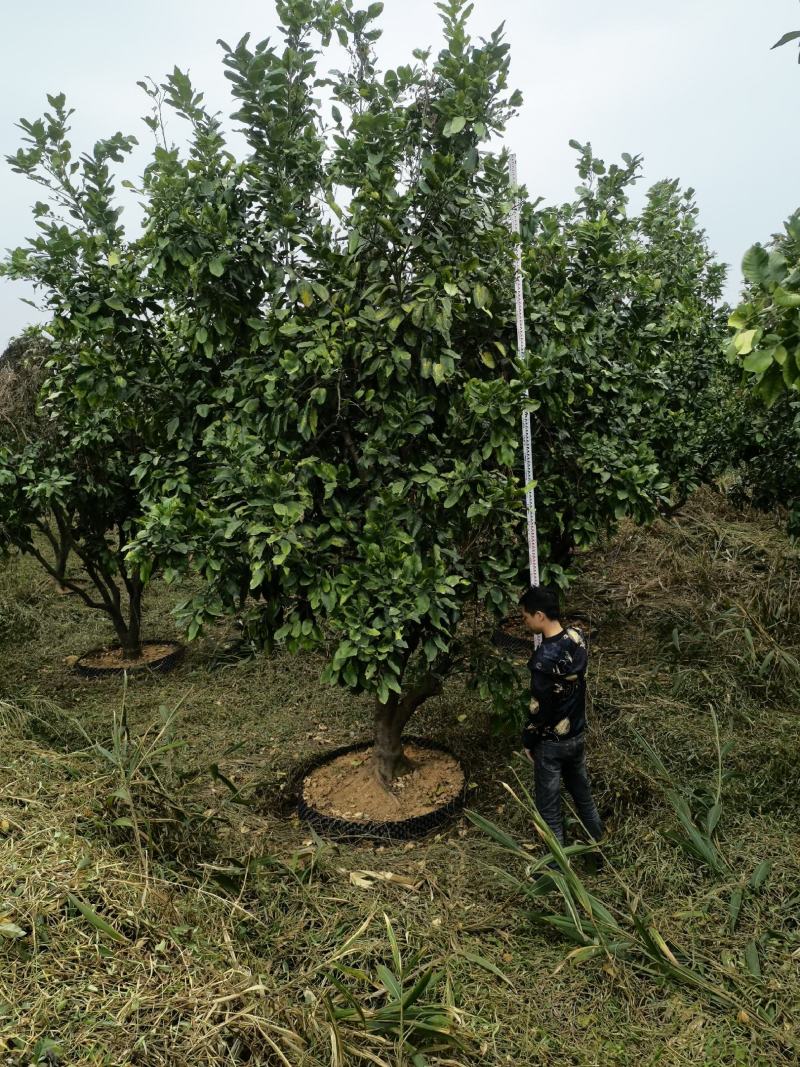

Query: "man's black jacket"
<box><xmin>521</xmin><ymin>626</ymin><xmax>588</xmax><ymax>749</ymax></box>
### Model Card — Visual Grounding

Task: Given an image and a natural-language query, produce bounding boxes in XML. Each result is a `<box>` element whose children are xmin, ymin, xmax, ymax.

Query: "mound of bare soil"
<box><xmin>77</xmin><ymin>642</ymin><xmax>180</xmax><ymax>670</ymax></box>
<box><xmin>302</xmin><ymin>743</ymin><xmax>464</xmax><ymax>823</ymax></box>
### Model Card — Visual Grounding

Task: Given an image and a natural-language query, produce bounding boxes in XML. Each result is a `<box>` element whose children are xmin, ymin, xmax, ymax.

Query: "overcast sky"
<box><xmin>1</xmin><ymin>0</ymin><xmax>798</xmax><ymax>346</ymax></box>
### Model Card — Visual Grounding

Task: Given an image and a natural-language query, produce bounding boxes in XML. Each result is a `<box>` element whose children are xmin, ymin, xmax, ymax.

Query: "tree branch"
<box><xmin>26</xmin><ymin>544</ymin><xmax>106</xmax><ymax>611</ymax></box>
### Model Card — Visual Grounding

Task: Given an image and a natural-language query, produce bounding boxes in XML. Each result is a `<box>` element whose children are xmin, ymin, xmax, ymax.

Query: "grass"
<box><xmin>2</xmin><ymin>487</ymin><xmax>800</xmax><ymax>1065</ymax></box>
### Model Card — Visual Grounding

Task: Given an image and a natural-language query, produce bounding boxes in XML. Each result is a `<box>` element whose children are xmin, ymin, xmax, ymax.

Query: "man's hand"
<box><xmin>522</xmin><ymin>748</ymin><xmax>535</xmax><ymax>766</ymax></box>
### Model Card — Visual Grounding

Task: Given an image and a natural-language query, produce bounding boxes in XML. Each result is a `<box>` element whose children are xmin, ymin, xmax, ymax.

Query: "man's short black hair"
<box><xmin>519</xmin><ymin>584</ymin><xmax>561</xmax><ymax>620</ymax></box>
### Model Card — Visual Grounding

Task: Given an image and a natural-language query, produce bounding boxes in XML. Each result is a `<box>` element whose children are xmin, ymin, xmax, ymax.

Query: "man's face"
<box><xmin>521</xmin><ymin>607</ymin><xmax>545</xmax><ymax>634</ymax></box>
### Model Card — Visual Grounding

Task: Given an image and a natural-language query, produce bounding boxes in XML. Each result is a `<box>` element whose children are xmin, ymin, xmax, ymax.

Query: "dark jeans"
<box><xmin>533</xmin><ymin>734</ymin><xmax>603</xmax><ymax>845</ymax></box>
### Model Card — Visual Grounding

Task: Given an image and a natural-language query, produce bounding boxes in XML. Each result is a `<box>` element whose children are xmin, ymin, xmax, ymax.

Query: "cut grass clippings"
<box><xmin>2</xmin><ymin>487</ymin><xmax>800</xmax><ymax>1064</ymax></box>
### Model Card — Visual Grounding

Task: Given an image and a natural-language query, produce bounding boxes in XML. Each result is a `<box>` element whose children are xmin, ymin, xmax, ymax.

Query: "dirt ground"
<box><xmin>302</xmin><ymin>743</ymin><xmax>465</xmax><ymax>822</ymax></box>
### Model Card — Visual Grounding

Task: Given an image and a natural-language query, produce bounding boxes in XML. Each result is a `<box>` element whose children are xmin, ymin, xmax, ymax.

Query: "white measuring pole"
<box><xmin>508</xmin><ymin>153</ymin><xmax>540</xmax><ymax>591</ymax></box>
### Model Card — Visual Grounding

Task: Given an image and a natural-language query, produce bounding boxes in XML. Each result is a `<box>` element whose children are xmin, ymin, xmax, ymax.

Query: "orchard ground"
<box><xmin>2</xmin><ymin>489</ymin><xmax>800</xmax><ymax>1066</ymax></box>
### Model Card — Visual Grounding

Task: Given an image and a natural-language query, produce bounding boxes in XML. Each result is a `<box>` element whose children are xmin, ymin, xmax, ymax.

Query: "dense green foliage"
<box><xmin>720</xmin><ymin>10</ymin><xmax>800</xmax><ymax>536</ymax></box>
<box><xmin>1</xmin><ymin>0</ymin><xmax>730</xmax><ymax>771</ymax></box>
<box><xmin>522</xmin><ymin>145</ymin><xmax>728</xmax><ymax>575</ymax></box>
<box><xmin>128</xmin><ymin>0</ymin><xmax>528</xmax><ymax>779</ymax></box>
<box><xmin>0</xmin><ymin>104</ymin><xmax>158</xmax><ymax>654</ymax></box>
<box><xmin>727</xmin><ymin>214</ymin><xmax>800</xmax><ymax>535</ymax></box>
<box><xmin>728</xmin><ymin>212</ymin><xmax>800</xmax><ymax>404</ymax></box>
<box><xmin>731</xmin><ymin>391</ymin><xmax>800</xmax><ymax>537</ymax></box>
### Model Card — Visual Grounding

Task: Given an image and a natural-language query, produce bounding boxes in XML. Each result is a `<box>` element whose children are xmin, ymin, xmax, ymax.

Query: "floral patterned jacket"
<box><xmin>521</xmin><ymin>625</ymin><xmax>588</xmax><ymax>749</ymax></box>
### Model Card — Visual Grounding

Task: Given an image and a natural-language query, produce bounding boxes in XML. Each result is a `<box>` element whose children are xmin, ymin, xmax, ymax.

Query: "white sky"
<box><xmin>1</xmin><ymin>0</ymin><xmax>798</xmax><ymax>346</ymax></box>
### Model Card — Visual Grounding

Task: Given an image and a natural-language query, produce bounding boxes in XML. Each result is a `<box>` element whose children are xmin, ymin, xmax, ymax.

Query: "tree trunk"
<box><xmin>373</xmin><ymin>696</ymin><xmax>415</xmax><ymax>788</ymax></box>
<box><xmin>372</xmin><ymin>665</ymin><xmax>450</xmax><ymax>788</ymax></box>
<box><xmin>54</xmin><ymin>537</ymin><xmax>70</xmax><ymax>591</ymax></box>
<box><xmin>111</xmin><ymin>615</ymin><xmax>142</xmax><ymax>659</ymax></box>
<box><xmin>110</xmin><ymin>583</ymin><xmax>143</xmax><ymax>660</ymax></box>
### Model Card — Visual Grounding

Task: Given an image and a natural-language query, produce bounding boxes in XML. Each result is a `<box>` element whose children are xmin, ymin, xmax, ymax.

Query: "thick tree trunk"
<box><xmin>372</xmin><ymin>666</ymin><xmax>450</xmax><ymax>788</ymax></box>
<box><xmin>110</xmin><ymin>613</ymin><xmax>142</xmax><ymax>659</ymax></box>
<box><xmin>373</xmin><ymin>696</ymin><xmax>415</xmax><ymax>788</ymax></box>
<box><xmin>109</xmin><ymin>581</ymin><xmax>143</xmax><ymax>660</ymax></box>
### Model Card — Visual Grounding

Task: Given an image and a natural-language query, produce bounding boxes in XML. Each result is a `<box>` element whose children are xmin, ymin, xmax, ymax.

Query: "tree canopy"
<box><xmin>1</xmin><ymin>0</ymin><xmax>731</xmax><ymax>779</ymax></box>
<box><xmin>0</xmin><ymin>101</ymin><xmax>160</xmax><ymax>655</ymax></box>
<box><xmin>728</xmin><ymin>212</ymin><xmax>800</xmax><ymax>406</ymax></box>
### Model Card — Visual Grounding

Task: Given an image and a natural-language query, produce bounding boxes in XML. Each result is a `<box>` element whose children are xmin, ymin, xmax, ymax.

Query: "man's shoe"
<box><xmin>586</xmin><ymin>850</ymin><xmax>604</xmax><ymax>875</ymax></box>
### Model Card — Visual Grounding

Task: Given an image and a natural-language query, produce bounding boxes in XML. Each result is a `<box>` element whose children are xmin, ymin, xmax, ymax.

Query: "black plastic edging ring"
<box><xmin>296</xmin><ymin>735</ymin><xmax>469</xmax><ymax>842</ymax></box>
<box><xmin>74</xmin><ymin>640</ymin><xmax>185</xmax><ymax>679</ymax></box>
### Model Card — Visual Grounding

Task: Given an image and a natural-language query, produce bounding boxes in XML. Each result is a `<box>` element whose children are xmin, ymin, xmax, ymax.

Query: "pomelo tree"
<box><xmin>727</xmin><ymin>215</ymin><xmax>800</xmax><ymax>534</ymax></box>
<box><xmin>131</xmin><ymin>0</ymin><xmax>526</xmax><ymax>782</ymax></box>
<box><xmin>722</xmin><ymin>20</ymin><xmax>800</xmax><ymax>532</ymax></box>
<box><xmin>0</xmin><ymin>101</ymin><xmax>162</xmax><ymax>658</ymax></box>
<box><xmin>126</xmin><ymin>0</ymin><xmax>731</xmax><ymax>783</ymax></box>
<box><xmin>0</xmin><ymin>0</ymin><xmax>731</xmax><ymax>766</ymax></box>
<box><xmin>520</xmin><ymin>144</ymin><xmax>729</xmax><ymax>574</ymax></box>
<box><xmin>728</xmin><ymin>212</ymin><xmax>800</xmax><ymax>406</ymax></box>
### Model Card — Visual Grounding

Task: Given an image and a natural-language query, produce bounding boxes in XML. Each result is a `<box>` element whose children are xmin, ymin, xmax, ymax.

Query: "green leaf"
<box><xmin>66</xmin><ymin>893</ymin><xmax>127</xmax><ymax>943</ymax></box>
<box><xmin>749</xmin><ymin>860</ymin><xmax>772</xmax><ymax>891</ymax></box>
<box><xmin>299</xmin><ymin>282</ymin><xmax>314</xmax><ymax>307</ymax></box>
<box><xmin>400</xmin><ymin>967</ymin><xmax>436</xmax><ymax>1010</ymax></box>
<box><xmin>447</xmin><ymin>115</ymin><xmax>466</xmax><ymax>136</ymax></box>
<box><xmin>772</xmin><ymin>285</ymin><xmax>800</xmax><ymax>308</ymax></box>
<box><xmin>772</xmin><ymin>29</ymin><xmax>800</xmax><ymax>49</ymax></box>
<box><xmin>104</xmin><ymin>296</ymin><xmax>125</xmax><ymax>311</ymax></box>
<box><xmin>464</xmin><ymin>809</ymin><xmax>530</xmax><ymax>859</ymax></box>
<box><xmin>457</xmin><ymin>949</ymin><xmax>515</xmax><ymax>988</ymax></box>
<box><xmin>742</xmin><ymin>245</ymin><xmax>769</xmax><ymax>285</ymax></box>
<box><xmin>376</xmin><ymin>964</ymin><xmax>402</xmax><ymax>1000</ymax></box>
<box><xmin>384</xmin><ymin>913</ymin><xmax>402</xmax><ymax>974</ymax></box>
<box><xmin>473</xmin><ymin>283</ymin><xmax>490</xmax><ymax>310</ymax></box>
<box><xmin>209</xmin><ymin>257</ymin><xmax>225</xmax><ymax>277</ymax></box>
<box><xmin>742</xmin><ymin>350</ymin><xmax>773</xmax><ymax>374</ymax></box>
<box><xmin>757</xmin><ymin>364</ymin><xmax>785</xmax><ymax>407</ymax></box>
<box><xmin>743</xmin><ymin>941</ymin><xmax>761</xmax><ymax>978</ymax></box>
<box><xmin>704</xmin><ymin>802</ymin><xmax>722</xmax><ymax>836</ymax></box>
<box><xmin>444</xmin><ymin>281</ymin><xmax>458</xmax><ymax>297</ymax></box>
<box><xmin>734</xmin><ymin>329</ymin><xmax>757</xmax><ymax>356</ymax></box>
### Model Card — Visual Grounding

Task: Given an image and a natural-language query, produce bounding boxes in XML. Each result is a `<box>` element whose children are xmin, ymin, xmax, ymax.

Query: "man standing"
<box><xmin>519</xmin><ymin>585</ymin><xmax>604</xmax><ymax>854</ymax></box>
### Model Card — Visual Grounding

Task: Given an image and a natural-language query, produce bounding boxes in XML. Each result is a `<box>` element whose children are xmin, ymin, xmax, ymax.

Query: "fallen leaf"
<box><xmin>0</xmin><ymin>922</ymin><xmax>26</xmax><ymax>939</ymax></box>
<box><xmin>342</xmin><ymin>868</ymin><xmax>421</xmax><ymax>891</ymax></box>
